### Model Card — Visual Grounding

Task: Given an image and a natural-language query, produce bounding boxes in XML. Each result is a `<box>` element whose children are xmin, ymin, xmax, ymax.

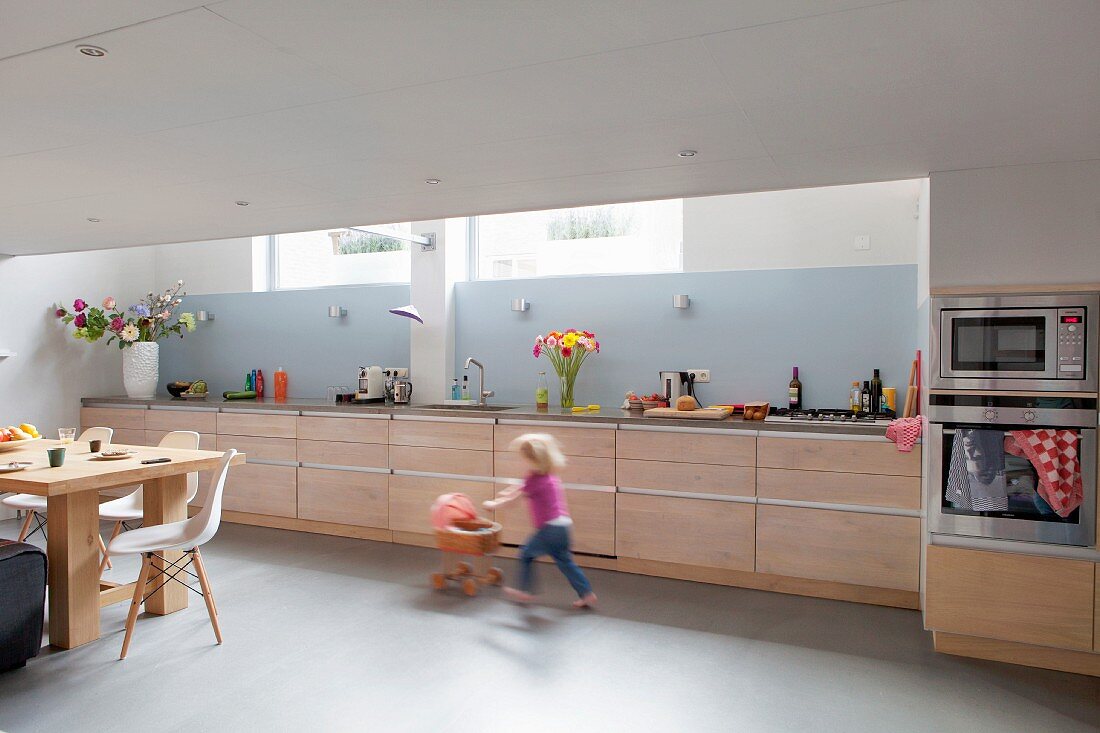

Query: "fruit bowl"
<box><xmin>167</xmin><ymin>381</ymin><xmax>193</xmax><ymax>398</ymax></box>
<box><xmin>0</xmin><ymin>436</ymin><xmax>41</xmax><ymax>452</ymax></box>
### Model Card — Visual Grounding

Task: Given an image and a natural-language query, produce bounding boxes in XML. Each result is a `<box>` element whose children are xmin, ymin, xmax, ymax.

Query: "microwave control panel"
<box><xmin>1057</xmin><ymin>307</ymin><xmax>1087</xmax><ymax>375</ymax></box>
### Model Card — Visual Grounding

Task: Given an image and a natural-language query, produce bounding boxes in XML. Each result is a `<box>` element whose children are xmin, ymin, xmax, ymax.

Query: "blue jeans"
<box><xmin>519</xmin><ymin>524</ymin><xmax>592</xmax><ymax>598</ymax></box>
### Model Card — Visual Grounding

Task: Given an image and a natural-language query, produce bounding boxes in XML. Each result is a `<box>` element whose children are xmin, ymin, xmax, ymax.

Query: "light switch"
<box><xmin>854</xmin><ymin>235</ymin><xmax>871</xmax><ymax>251</ymax></box>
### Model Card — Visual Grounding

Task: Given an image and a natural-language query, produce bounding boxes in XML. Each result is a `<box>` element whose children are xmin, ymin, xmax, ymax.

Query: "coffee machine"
<box><xmin>659</xmin><ymin>370</ymin><xmax>697</xmax><ymax>405</ymax></box>
<box><xmin>355</xmin><ymin>365</ymin><xmax>386</xmax><ymax>402</ymax></box>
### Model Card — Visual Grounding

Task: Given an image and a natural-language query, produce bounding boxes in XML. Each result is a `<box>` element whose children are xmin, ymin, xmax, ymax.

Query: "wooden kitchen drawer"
<box><xmin>297</xmin><ymin>415</ymin><xmax>388</xmax><ymax>444</ymax></box>
<box><xmin>756</xmin><ymin>468</ymin><xmax>921</xmax><ymax>510</ymax></box>
<box><xmin>390</xmin><ymin>445</ymin><xmax>493</xmax><ymax>477</ymax></box>
<box><xmin>297</xmin><ymin>467</ymin><xmax>387</xmax><ymax>528</ymax></box>
<box><xmin>615</xmin><ymin>493</ymin><xmax>755</xmax><ymax>571</ymax></box>
<box><xmin>390</xmin><ymin>419</ymin><xmax>493</xmax><ymax>451</ymax></box>
<box><xmin>616</xmin><ymin>458</ymin><xmax>755</xmax><ymax>497</ymax></box>
<box><xmin>1095</xmin><ymin>564</ymin><xmax>1099</xmax><ymax>652</ymax></box>
<box><xmin>494</xmin><ymin>423</ymin><xmax>615</xmax><ymax>458</ymax></box>
<box><xmin>217</xmin><ymin>411</ymin><xmax>297</xmax><ymax>439</ymax></box>
<box><xmin>146</xmin><ymin>431</ymin><xmax>216</xmax><ymax>451</ymax></box>
<box><xmin>926</xmin><ymin>546</ymin><xmax>1095</xmax><ymax>651</ymax></box>
<box><xmin>494</xmin><ymin>486</ymin><xmax>615</xmax><ymax>556</ymax></box>
<box><xmin>83</xmin><ymin>427</ymin><xmax>146</xmax><ymax>447</ymax></box>
<box><xmin>80</xmin><ymin>406</ymin><xmax>146</xmax><ymax>431</ymax></box>
<box><xmin>144</xmin><ymin>408</ymin><xmax>217</xmax><ymax>434</ymax></box>
<box><xmin>388</xmin><ymin>474</ymin><xmax>494</xmax><ymax>535</ymax></box>
<box><xmin>616</xmin><ymin>429</ymin><xmax>755</xmax><ymax>466</ymax></box>
<box><xmin>756</xmin><ymin>505</ymin><xmax>919</xmax><ymax>591</ymax></box>
<box><xmin>494</xmin><ymin>451</ymin><xmax>614</xmax><ymax>487</ymax></box>
<box><xmin>222</xmin><ymin>462</ymin><xmax>297</xmax><ymax>518</ymax></box>
<box><xmin>216</xmin><ymin>434</ymin><xmax>296</xmax><ymax>463</ymax></box>
<box><xmin>757</xmin><ymin>436</ymin><xmax>920</xmax><ymax>476</ymax></box>
<box><xmin>298</xmin><ymin>439</ymin><xmax>387</xmax><ymax>470</ymax></box>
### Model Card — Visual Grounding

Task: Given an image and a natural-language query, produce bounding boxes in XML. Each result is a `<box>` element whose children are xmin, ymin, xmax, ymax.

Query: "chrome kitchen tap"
<box><xmin>464</xmin><ymin>357</ymin><xmax>494</xmax><ymax>406</ymax></box>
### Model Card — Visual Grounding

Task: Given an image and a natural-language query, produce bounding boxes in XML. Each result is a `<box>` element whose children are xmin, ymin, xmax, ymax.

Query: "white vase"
<box><xmin>122</xmin><ymin>342</ymin><xmax>159</xmax><ymax>399</ymax></box>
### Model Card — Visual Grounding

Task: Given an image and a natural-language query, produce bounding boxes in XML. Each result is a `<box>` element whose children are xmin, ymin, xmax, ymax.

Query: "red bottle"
<box><xmin>255</xmin><ymin>369</ymin><xmax>264</xmax><ymax>397</ymax></box>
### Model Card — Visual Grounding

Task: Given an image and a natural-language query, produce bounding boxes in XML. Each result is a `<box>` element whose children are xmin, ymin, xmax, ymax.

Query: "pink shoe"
<box><xmin>572</xmin><ymin>592</ymin><xmax>597</xmax><ymax>609</ymax></box>
<box><xmin>503</xmin><ymin>587</ymin><xmax>535</xmax><ymax>605</ymax></box>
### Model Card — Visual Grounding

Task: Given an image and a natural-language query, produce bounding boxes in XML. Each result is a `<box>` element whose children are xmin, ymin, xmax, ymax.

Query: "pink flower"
<box><xmin>561</xmin><ymin>346</ymin><xmax>573</xmax><ymax>358</ymax></box>
<box><xmin>73</xmin><ymin>312</ymin><xmax>87</xmax><ymax>328</ymax></box>
<box><xmin>72</xmin><ymin>298</ymin><xmax>87</xmax><ymax>312</ymax></box>
<box><xmin>158</xmin><ymin>311</ymin><xmax>171</xmax><ymax>320</ymax></box>
<box><xmin>55</xmin><ymin>308</ymin><xmax>66</xmax><ymax>319</ymax></box>
<box><xmin>546</xmin><ymin>336</ymin><xmax>557</xmax><ymax>348</ymax></box>
<box><xmin>594</xmin><ymin>340</ymin><xmax>601</xmax><ymax>353</ymax></box>
<box><xmin>102</xmin><ymin>297</ymin><xmax>116</xmax><ymax>311</ymax></box>
<box><xmin>565</xmin><ymin>328</ymin><xmax>577</xmax><ymax>334</ymax></box>
<box><xmin>110</xmin><ymin>317</ymin><xmax>124</xmax><ymax>332</ymax></box>
<box><xmin>532</xmin><ymin>343</ymin><xmax>542</xmax><ymax>358</ymax></box>
<box><xmin>534</xmin><ymin>335</ymin><xmax>544</xmax><ymax>345</ymax></box>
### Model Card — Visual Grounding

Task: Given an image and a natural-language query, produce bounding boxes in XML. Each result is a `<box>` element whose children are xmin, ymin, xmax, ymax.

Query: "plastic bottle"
<box><xmin>461</xmin><ymin>375</ymin><xmax>469</xmax><ymax>400</ymax></box>
<box><xmin>536</xmin><ymin>371</ymin><xmax>549</xmax><ymax>408</ymax></box>
<box><xmin>245</xmin><ymin>371</ymin><xmax>252</xmax><ymax>391</ymax></box>
<box><xmin>450</xmin><ymin>378</ymin><xmax>460</xmax><ymax>400</ymax></box>
<box><xmin>850</xmin><ymin>381</ymin><xmax>861</xmax><ymax>412</ymax></box>
<box><xmin>255</xmin><ymin>369</ymin><xmax>264</xmax><ymax>398</ymax></box>
<box><xmin>274</xmin><ymin>367</ymin><xmax>288</xmax><ymax>401</ymax></box>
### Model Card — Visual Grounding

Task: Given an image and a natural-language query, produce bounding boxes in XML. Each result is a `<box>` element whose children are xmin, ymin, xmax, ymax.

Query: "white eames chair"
<box><xmin>2</xmin><ymin>427</ymin><xmax>114</xmax><ymax>561</ymax></box>
<box><xmin>110</xmin><ymin>449</ymin><xmax>236</xmax><ymax>660</ymax></box>
<box><xmin>97</xmin><ymin>430</ymin><xmax>200</xmax><ymax>575</ymax></box>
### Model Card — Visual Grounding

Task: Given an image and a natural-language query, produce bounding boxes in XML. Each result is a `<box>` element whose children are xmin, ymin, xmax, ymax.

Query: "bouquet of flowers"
<box><xmin>533</xmin><ymin>329</ymin><xmax>600</xmax><ymax>408</ymax></box>
<box><xmin>55</xmin><ymin>280</ymin><xmax>196</xmax><ymax>348</ymax></box>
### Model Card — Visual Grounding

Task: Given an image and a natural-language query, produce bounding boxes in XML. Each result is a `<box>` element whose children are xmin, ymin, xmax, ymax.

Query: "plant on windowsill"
<box><xmin>54</xmin><ymin>280</ymin><xmax>196</xmax><ymax>399</ymax></box>
<box><xmin>532</xmin><ymin>329</ymin><xmax>600</xmax><ymax>408</ymax></box>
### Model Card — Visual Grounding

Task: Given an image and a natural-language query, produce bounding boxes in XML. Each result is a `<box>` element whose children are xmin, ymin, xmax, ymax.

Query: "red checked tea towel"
<box><xmin>1005</xmin><ymin>430</ymin><xmax>1084</xmax><ymax>518</ymax></box>
<box><xmin>886</xmin><ymin>417</ymin><xmax>923</xmax><ymax>452</ymax></box>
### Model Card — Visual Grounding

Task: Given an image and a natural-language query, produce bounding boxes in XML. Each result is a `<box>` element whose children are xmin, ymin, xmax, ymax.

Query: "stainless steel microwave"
<box><xmin>931</xmin><ymin>293</ymin><xmax>1098</xmax><ymax>392</ymax></box>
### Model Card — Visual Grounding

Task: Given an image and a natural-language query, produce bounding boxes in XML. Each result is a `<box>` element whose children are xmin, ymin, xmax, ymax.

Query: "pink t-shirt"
<box><xmin>521</xmin><ymin>472</ymin><xmax>570</xmax><ymax>528</ymax></box>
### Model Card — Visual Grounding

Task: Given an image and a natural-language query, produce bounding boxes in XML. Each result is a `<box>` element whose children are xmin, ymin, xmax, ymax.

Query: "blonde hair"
<box><xmin>510</xmin><ymin>433</ymin><xmax>566</xmax><ymax>475</ymax></box>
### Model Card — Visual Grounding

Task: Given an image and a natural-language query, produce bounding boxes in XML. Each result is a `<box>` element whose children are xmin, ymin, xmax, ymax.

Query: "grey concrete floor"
<box><xmin>1</xmin><ymin>518</ymin><xmax>1098</xmax><ymax>733</ymax></box>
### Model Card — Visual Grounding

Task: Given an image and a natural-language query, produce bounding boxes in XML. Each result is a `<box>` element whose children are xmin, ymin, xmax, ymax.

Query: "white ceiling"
<box><xmin>1</xmin><ymin>0</ymin><xmax>1097</xmax><ymax>255</ymax></box>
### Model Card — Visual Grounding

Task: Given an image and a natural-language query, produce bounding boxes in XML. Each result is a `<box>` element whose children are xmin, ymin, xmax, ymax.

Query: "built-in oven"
<box><xmin>927</xmin><ymin>394</ymin><xmax>1097</xmax><ymax>546</ymax></box>
<box><xmin>931</xmin><ymin>293</ymin><xmax>1097</xmax><ymax>392</ymax></box>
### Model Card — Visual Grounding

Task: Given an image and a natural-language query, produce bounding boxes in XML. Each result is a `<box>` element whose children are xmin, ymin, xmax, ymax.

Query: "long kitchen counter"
<box><xmin>80</xmin><ymin>397</ymin><xmax>895</xmax><ymax>437</ymax></box>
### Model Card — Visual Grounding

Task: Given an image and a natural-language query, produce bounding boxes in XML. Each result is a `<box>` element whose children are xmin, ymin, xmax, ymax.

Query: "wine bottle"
<box><xmin>788</xmin><ymin>366</ymin><xmax>802</xmax><ymax>410</ymax></box>
<box><xmin>861</xmin><ymin>381</ymin><xmax>871</xmax><ymax>413</ymax></box>
<box><xmin>870</xmin><ymin>369</ymin><xmax>882</xmax><ymax>414</ymax></box>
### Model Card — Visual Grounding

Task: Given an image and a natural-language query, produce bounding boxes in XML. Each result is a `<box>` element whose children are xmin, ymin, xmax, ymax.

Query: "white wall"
<box><xmin>930</xmin><ymin>160</ymin><xmax>1100</xmax><ymax>288</ymax></box>
<box><xmin>0</xmin><ymin>247</ymin><xmax>156</xmax><ymax>515</ymax></box>
<box><xmin>152</xmin><ymin>236</ymin><xmax>263</xmax><ymax>295</ymax></box>
<box><xmin>684</xmin><ymin>180</ymin><xmax>922</xmax><ymax>272</ymax></box>
<box><xmin>409</xmin><ymin>219</ymin><xmax>467</xmax><ymax>402</ymax></box>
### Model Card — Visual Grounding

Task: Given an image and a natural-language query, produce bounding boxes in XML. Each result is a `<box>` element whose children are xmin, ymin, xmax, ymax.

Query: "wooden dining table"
<box><xmin>0</xmin><ymin>439</ymin><xmax>246</xmax><ymax>649</ymax></box>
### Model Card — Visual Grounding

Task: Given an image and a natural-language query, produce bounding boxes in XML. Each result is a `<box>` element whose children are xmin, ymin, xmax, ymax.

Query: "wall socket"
<box><xmin>854</xmin><ymin>234</ymin><xmax>871</xmax><ymax>251</ymax></box>
<box><xmin>688</xmin><ymin>369</ymin><xmax>710</xmax><ymax>383</ymax></box>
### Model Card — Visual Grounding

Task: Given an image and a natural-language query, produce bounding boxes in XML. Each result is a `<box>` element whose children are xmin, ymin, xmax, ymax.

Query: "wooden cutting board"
<box><xmin>643</xmin><ymin>407</ymin><xmax>733</xmax><ymax>420</ymax></box>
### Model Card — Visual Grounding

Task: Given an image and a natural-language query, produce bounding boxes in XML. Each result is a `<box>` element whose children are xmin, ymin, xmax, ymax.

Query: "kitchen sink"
<box><xmin>416</xmin><ymin>404</ymin><xmax>516</xmax><ymax>412</ymax></box>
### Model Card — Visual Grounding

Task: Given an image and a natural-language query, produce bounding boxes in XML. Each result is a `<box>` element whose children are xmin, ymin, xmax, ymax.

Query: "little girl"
<box><xmin>484</xmin><ymin>433</ymin><xmax>597</xmax><ymax>608</ymax></box>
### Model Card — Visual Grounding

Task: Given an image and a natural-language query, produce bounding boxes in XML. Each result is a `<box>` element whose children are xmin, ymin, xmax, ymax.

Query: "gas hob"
<box><xmin>764</xmin><ymin>408</ymin><xmax>894</xmax><ymax>426</ymax></box>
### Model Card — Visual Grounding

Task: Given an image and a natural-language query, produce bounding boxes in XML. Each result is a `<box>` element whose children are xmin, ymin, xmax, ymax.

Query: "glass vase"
<box><xmin>558</xmin><ymin>371</ymin><xmax>576</xmax><ymax>409</ymax></box>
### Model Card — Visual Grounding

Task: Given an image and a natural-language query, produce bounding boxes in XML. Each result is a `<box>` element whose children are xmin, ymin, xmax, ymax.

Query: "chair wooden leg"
<box><xmin>98</xmin><ymin>522</ymin><xmax>122</xmax><ymax>576</ymax></box>
<box><xmin>120</xmin><ymin>554</ymin><xmax>152</xmax><ymax>660</ymax></box>
<box><xmin>16</xmin><ymin>510</ymin><xmax>34</xmax><ymax>541</ymax></box>
<box><xmin>191</xmin><ymin>548</ymin><xmax>222</xmax><ymax>645</ymax></box>
<box><xmin>96</xmin><ymin>533</ymin><xmax>112</xmax><ymax>573</ymax></box>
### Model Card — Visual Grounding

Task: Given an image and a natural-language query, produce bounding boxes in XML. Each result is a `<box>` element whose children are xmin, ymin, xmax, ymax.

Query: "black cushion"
<box><xmin>0</xmin><ymin>539</ymin><xmax>47</xmax><ymax>672</ymax></box>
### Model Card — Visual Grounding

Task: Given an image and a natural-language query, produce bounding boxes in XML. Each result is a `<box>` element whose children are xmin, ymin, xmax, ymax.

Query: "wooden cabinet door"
<box><xmin>756</xmin><ymin>505</ymin><xmax>919</xmax><ymax>591</ymax></box>
<box><xmin>80</xmin><ymin>406</ymin><xmax>146</xmax><ymax>431</ymax></box>
<box><xmin>494</xmin><ymin>423</ymin><xmax>615</xmax><ymax>458</ymax></box>
<box><xmin>616</xmin><ymin>458</ymin><xmax>755</xmax><ymax>497</ymax></box>
<box><xmin>756</xmin><ymin>468</ymin><xmax>920</xmax><ymax>510</ymax></box>
<box><xmin>297</xmin><ymin>415</ymin><xmax>387</xmax><ymax>444</ymax></box>
<box><xmin>616</xmin><ymin>429</ymin><xmax>755</xmax><ymax>466</ymax></box>
<box><xmin>145</xmin><ymin>408</ymin><xmax>217</xmax><ymax>434</ymax></box>
<box><xmin>494</xmin><ymin>451</ymin><xmax>614</xmax><ymax>487</ymax></box>
<box><xmin>615</xmin><ymin>493</ymin><xmax>755</xmax><ymax>572</ymax></box>
<box><xmin>925</xmin><ymin>546</ymin><xmax>1095</xmax><ymax>651</ymax></box>
<box><xmin>388</xmin><ymin>474</ymin><xmax>494</xmax><ymax>536</ymax></box>
<box><xmin>217</xmin><ymin>412</ymin><xmax>297</xmax><ymax>439</ymax></box>
<box><xmin>390</xmin><ymin>419</ymin><xmax>493</xmax><ymax>450</ymax></box>
<box><xmin>493</xmin><ymin>487</ymin><xmax>615</xmax><ymax>556</ymax></box>
<box><xmin>222</xmin><ymin>462</ymin><xmax>297</xmax><ymax>518</ymax></box>
<box><xmin>297</xmin><ymin>468</ymin><xmax>387</xmax><ymax>528</ymax></box>
<box><xmin>298</xmin><ymin>439</ymin><xmax>387</xmax><ymax>470</ymax></box>
<box><xmin>390</xmin><ymin>445</ymin><xmax>493</xmax><ymax>477</ymax></box>
<box><xmin>216</xmin><ymin>435</ymin><xmax>296</xmax><ymax>463</ymax></box>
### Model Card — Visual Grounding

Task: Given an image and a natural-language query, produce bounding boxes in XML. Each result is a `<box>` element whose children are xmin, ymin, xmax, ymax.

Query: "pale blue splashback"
<box><xmin>454</xmin><ymin>265</ymin><xmax>917</xmax><ymax>409</ymax></box>
<box><xmin>160</xmin><ymin>284</ymin><xmax>410</xmax><ymax>398</ymax></box>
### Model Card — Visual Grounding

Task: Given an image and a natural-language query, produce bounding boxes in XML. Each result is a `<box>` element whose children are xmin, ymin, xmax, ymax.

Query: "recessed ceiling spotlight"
<box><xmin>235</xmin><ymin>200</ymin><xmax>250</xmax><ymax>206</ymax></box>
<box><xmin>76</xmin><ymin>45</ymin><xmax>107</xmax><ymax>57</ymax></box>
<box><xmin>677</xmin><ymin>150</ymin><xmax>697</xmax><ymax>158</ymax></box>
<box><xmin>86</xmin><ymin>217</ymin><xmax>101</xmax><ymax>223</ymax></box>
<box><xmin>424</xmin><ymin>178</ymin><xmax>441</xmax><ymax>185</ymax></box>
